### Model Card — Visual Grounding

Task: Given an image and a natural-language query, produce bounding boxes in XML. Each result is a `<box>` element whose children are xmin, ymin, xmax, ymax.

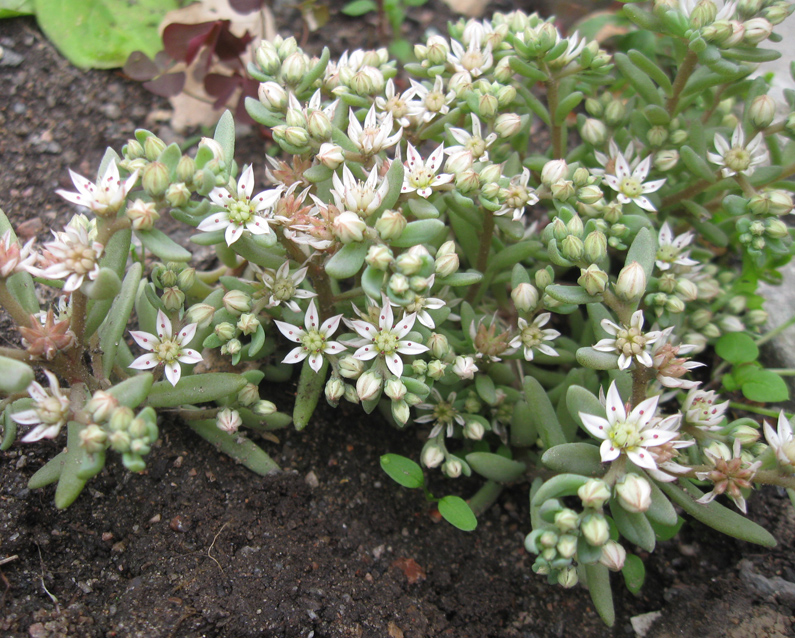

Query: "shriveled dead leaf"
<box><xmin>391</xmin><ymin>557</ymin><xmax>426</xmax><ymax>584</ymax></box>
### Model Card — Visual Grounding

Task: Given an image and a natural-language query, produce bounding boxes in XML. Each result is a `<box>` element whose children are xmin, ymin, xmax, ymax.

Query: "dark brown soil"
<box><xmin>1</xmin><ymin>5</ymin><xmax>795</xmax><ymax>638</ymax></box>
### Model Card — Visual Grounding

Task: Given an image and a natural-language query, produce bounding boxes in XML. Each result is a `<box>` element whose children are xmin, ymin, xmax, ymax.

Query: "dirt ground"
<box><xmin>1</xmin><ymin>4</ymin><xmax>795</xmax><ymax>638</ymax></box>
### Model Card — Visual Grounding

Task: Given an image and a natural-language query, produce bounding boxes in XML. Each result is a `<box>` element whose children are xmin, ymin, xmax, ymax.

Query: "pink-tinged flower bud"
<box><xmin>455</xmin><ymin>169</ymin><xmax>480</xmax><ymax>193</ymax></box>
<box><xmin>253</xmin><ymin>400</ymin><xmax>277</xmax><ymax>417</ymax></box>
<box><xmin>763</xmin><ymin>2</ymin><xmax>792</xmax><ymax>25</ymax></box>
<box><xmin>581</xmin><ymin>513</ymin><xmax>610</xmax><ymax>546</ymax></box>
<box><xmin>425</xmin><ymin>35</ymin><xmax>449</xmax><ymax>65</ymax></box>
<box><xmin>675</xmin><ymin>278</ymin><xmax>698</xmax><ymax>302</ymax></box>
<box><xmin>384</xmin><ymin>378</ymin><xmax>407</xmax><ymax>402</ymax></box>
<box><xmin>375</xmin><ymin>210</ymin><xmax>406</xmax><ymax>240</ymax></box>
<box><xmin>366</xmin><ymin>244</ymin><xmax>393</xmax><ymax>270</ymax></box>
<box><xmin>237</xmin><ymin>313</ymin><xmax>260</xmax><ymax>336</ymax></box>
<box><xmin>557</xmin><ymin>566</ymin><xmax>578</xmax><ymax>589</ymax></box>
<box><xmin>165</xmin><ymin>182</ymin><xmax>191</xmax><ymax>208</ymax></box>
<box><xmin>615</xmin><ymin>261</ymin><xmax>647</xmax><ymax>301</ymax></box>
<box><xmin>125</xmin><ymin>199</ymin><xmax>160</xmax><ymax>232</ymax></box>
<box><xmin>541</xmin><ymin>159</ymin><xmax>568</xmax><ymax>186</ymax></box>
<box><xmin>749</xmin><ymin>95</ymin><xmax>776</xmax><ymax>129</ymax></box>
<box><xmin>479</xmin><ymin>163</ymin><xmax>503</xmax><ymax>184</ymax></box>
<box><xmin>477</xmin><ymin>94</ymin><xmax>498</xmax><ymax>119</ymax></box>
<box><xmin>142</xmin><ymin>161</ymin><xmax>170</xmax><ymax>197</ymax></box>
<box><xmin>616</xmin><ymin>473</ymin><xmax>652</xmax><ymax>513</ymax></box>
<box><xmin>307</xmin><ymin>110</ymin><xmax>332</xmax><ymax>141</ymax></box>
<box><xmin>732</xmin><ymin>424</ymin><xmax>761</xmax><ymax>446</ymax></box>
<box><xmin>556</xmin><ymin>534</ymin><xmax>578</xmax><ymax>559</ymax></box>
<box><xmin>238</xmin><ymin>382</ymin><xmax>260</xmax><ymax>407</ymax></box>
<box><xmin>443</xmin><ymin>457</ymin><xmax>463</xmax><ymax>478</ymax></box>
<box><xmin>124</xmin><ymin>138</ymin><xmax>145</xmax><ymax>160</ymax></box>
<box><xmin>392</xmin><ymin>399</ymin><xmax>410</xmax><ymax>425</ymax></box>
<box><xmin>144</xmin><ymin>136</ymin><xmax>167</xmax><ymax>162</ymax></box>
<box><xmin>258</xmin><ymin>81</ymin><xmax>288</xmax><ymax>111</ymax></box>
<box><xmin>512</xmin><ymin>282</ymin><xmax>539</xmax><ymax>312</ymax></box>
<box><xmin>578</xmin><ymin>184</ymin><xmax>603</xmax><ymax>205</ymax></box>
<box><xmin>690</xmin><ymin>0</ymin><xmax>718</xmax><ymax>28</ymax></box>
<box><xmin>317</xmin><ymin>143</ymin><xmax>345</xmax><ymax>170</ymax></box>
<box><xmin>435</xmin><ymin>251</ymin><xmax>460</xmax><ymax>278</ymax></box>
<box><xmin>445</xmin><ymin>149</ymin><xmax>474</xmax><ymax>175</ymax></box>
<box><xmin>599</xmin><ymin>540</ymin><xmax>627</xmax><ymax>571</ymax></box>
<box><xmin>560</xmin><ymin>235</ymin><xmax>584</xmax><ymax>262</ymax></box>
<box><xmin>578</xmin><ymin>265</ymin><xmax>609</xmax><ymax>296</ymax></box>
<box><xmin>216</xmin><ymin>408</ymin><xmax>242</xmax><ymax>433</ymax></box>
<box><xmin>79</xmin><ymin>424</ymin><xmax>108</xmax><ymax>454</ymax></box>
<box><xmin>410</xmin><ymin>274</ymin><xmax>431</xmax><ymax>292</ymax></box>
<box><xmin>580</xmin><ymin>118</ymin><xmax>607</xmax><ymax>145</ymax></box>
<box><xmin>665</xmin><ymin>296</ymin><xmax>685</xmax><ymax>313</ymax></box>
<box><xmin>452</xmin><ymin>355</ymin><xmax>478</xmax><ymax>380</ymax></box>
<box><xmin>747</xmin><ymin>309</ymin><xmax>768</xmax><ymax>325</ymax></box>
<box><xmin>356</xmin><ymin>370</ymin><xmax>383</xmax><ymax>401</ymax></box>
<box><xmin>426</xmin><ymin>360</ymin><xmax>447</xmax><ymax>380</ymax></box>
<box><xmin>551</xmin><ymin>180</ymin><xmax>575</xmax><ymax>201</ymax></box>
<box><xmin>343</xmin><ymin>384</ymin><xmax>360</xmax><ymax>404</ymax></box>
<box><xmin>422</xmin><ymin>443</ymin><xmax>445</xmax><ymax>469</ymax></box>
<box><xmin>584</xmin><ymin>231</ymin><xmax>607</xmax><ymax>263</ymax></box>
<box><xmin>281</xmin><ymin>52</ymin><xmax>308</xmax><ymax>85</ymax></box>
<box><xmin>766</xmin><ymin>218</ymin><xmax>789</xmax><ymax>239</ymax></box>
<box><xmin>743</xmin><ymin>17</ymin><xmax>773</xmax><ymax>44</ymax></box>
<box><xmin>285</xmin><ymin>108</ymin><xmax>307</xmax><ymax>129</ymax></box>
<box><xmin>464</xmin><ymin>420</ymin><xmax>485</xmax><ymax>440</ymax></box>
<box><xmin>578</xmin><ymin>478</ymin><xmax>611</xmax><ymax>508</ymax></box>
<box><xmin>223</xmin><ymin>289</ymin><xmax>252</xmax><ymax>315</ymax></box>
<box><xmin>86</xmin><ymin>390</ymin><xmax>119</xmax><ymax>423</ymax></box>
<box><xmin>339</xmin><ymin>355</ymin><xmax>365</xmax><ymax>379</ymax></box>
<box><xmin>332</xmin><ymin>211</ymin><xmax>367</xmax><ymax>243</ymax></box>
<box><xmin>535</xmin><ymin>268</ymin><xmax>554</xmax><ymax>290</ymax></box>
<box><xmin>255</xmin><ymin>41</ymin><xmax>281</xmax><ymax>74</ymax></box>
<box><xmin>325</xmin><ymin>377</ymin><xmax>345</xmax><ymax>405</ymax></box>
<box><xmin>109</xmin><ymin>429</ymin><xmax>132</xmax><ymax>453</ymax></box>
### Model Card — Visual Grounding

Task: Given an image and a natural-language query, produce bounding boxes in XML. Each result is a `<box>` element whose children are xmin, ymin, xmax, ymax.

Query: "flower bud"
<box><xmin>572</xmin><ymin>168</ymin><xmax>590</xmax><ymax>187</ymax></box>
<box><xmin>763</xmin><ymin>2</ymin><xmax>792</xmax><ymax>25</ymax></box>
<box><xmin>616</xmin><ymin>473</ymin><xmax>652</xmax><ymax>513</ymax></box>
<box><xmin>396</xmin><ymin>251</ymin><xmax>423</xmax><ymax>276</ymax></box>
<box><xmin>583</xmin><ymin>231</ymin><xmax>607</xmax><ymax>263</ymax></box>
<box><xmin>494</xmin><ymin>113</ymin><xmax>523</xmax><ymax>138</ymax></box>
<box><xmin>332</xmin><ymin>211</ymin><xmax>367</xmax><ymax>243</ymax></box>
<box><xmin>375</xmin><ymin>210</ymin><xmax>406</xmax><ymax>241</ymax></box>
<box><xmin>442</xmin><ymin>458</ymin><xmax>463</xmax><ymax>478</ymax></box>
<box><xmin>560</xmin><ymin>235</ymin><xmax>585</xmax><ymax>262</ymax></box>
<box><xmin>255</xmin><ymin>41</ymin><xmax>281</xmax><ymax>74</ymax></box>
<box><xmin>476</xmin><ymin>93</ymin><xmax>498</xmax><ymax>119</ymax></box>
<box><xmin>325</xmin><ymin>377</ymin><xmax>345</xmax><ymax>404</ymax></box>
<box><xmin>161</xmin><ymin>286</ymin><xmax>185</xmax><ymax>311</ymax></box>
<box><xmin>343</xmin><ymin>384</ymin><xmax>360</xmax><ymax>404</ymax></box>
<box><xmin>445</xmin><ymin>149</ymin><xmax>474</xmax><ymax>176</ymax></box>
<box><xmin>541</xmin><ymin>160</ymin><xmax>568</xmax><ymax>186</ymax></box>
<box><xmin>109</xmin><ymin>406</ymin><xmax>134</xmax><ymax>432</ymax></box>
<box><xmin>144</xmin><ymin>136</ymin><xmax>167</xmax><ymax>162</ymax></box>
<box><xmin>384</xmin><ymin>378</ymin><xmax>407</xmax><ymax>402</ymax></box>
<box><xmin>124</xmin><ymin>199</ymin><xmax>160</xmax><ymax>231</ymax></box>
<box><xmin>422</xmin><ymin>443</ymin><xmax>445</xmax><ymax>468</ymax></box>
<box><xmin>339</xmin><ymin>355</ymin><xmax>365</xmax><ymax>379</ymax></box>
<box><xmin>647</xmin><ymin>125</ymin><xmax>669</xmax><ymax>147</ymax></box>
<box><xmin>463</xmin><ymin>420</ymin><xmax>485</xmax><ymax>440</ymax></box>
<box><xmin>281</xmin><ymin>52</ymin><xmax>308</xmax><ymax>85</ymax></box>
<box><xmin>285</xmin><ymin>107</ymin><xmax>307</xmax><ymax>129</ymax></box>
<box><xmin>615</xmin><ymin>261</ymin><xmax>647</xmax><ymax>301</ymax></box>
<box><xmin>578</xmin><ymin>265</ymin><xmax>609</xmax><ymax>296</ymax></box>
<box><xmin>580</xmin><ymin>118</ymin><xmax>607</xmax><ymax>145</ymax></box>
<box><xmin>599</xmin><ymin>540</ymin><xmax>627</xmax><ymax>571</ymax></box>
<box><xmin>237</xmin><ymin>313</ymin><xmax>260</xmax><ymax>336</ymax></box>
<box><xmin>750</xmin><ymin>94</ymin><xmax>776</xmax><ymax>129</ymax></box>
<box><xmin>253</xmin><ymin>400</ymin><xmax>277</xmax><ymax>417</ymax></box>
<box><xmin>766</xmin><ymin>218</ymin><xmax>789</xmax><ymax>239</ymax></box>
<box><xmin>732</xmin><ymin>424</ymin><xmax>761</xmax><ymax>446</ymax></box>
<box><xmin>581</xmin><ymin>513</ymin><xmax>610</xmax><ymax>546</ymax></box>
<box><xmin>452</xmin><ymin>355</ymin><xmax>478</xmax><ymax>380</ymax></box>
<box><xmin>109</xmin><ymin>429</ymin><xmax>132</xmax><ymax>453</ymax></box>
<box><xmin>434</xmin><ymin>250</ymin><xmax>459</xmax><ymax>278</ymax></box>
<box><xmin>214</xmin><ymin>321</ymin><xmax>236</xmax><ymax>342</ymax></box>
<box><xmin>79</xmin><ymin>423</ymin><xmax>108</xmax><ymax>454</ymax></box>
<box><xmin>317</xmin><ymin>143</ymin><xmax>345</xmax><ymax>170</ymax></box>
<box><xmin>307</xmin><ymin>110</ymin><xmax>332</xmax><ymax>141</ymax></box>
<box><xmin>553</xmin><ymin>508</ymin><xmax>579</xmax><ymax>533</ymax></box>
<box><xmin>365</xmin><ymin>244</ymin><xmax>393</xmax><ymax>270</ymax></box>
<box><xmin>675</xmin><ymin>278</ymin><xmax>699</xmax><ymax>302</ymax></box>
<box><xmin>223</xmin><ymin>290</ymin><xmax>252</xmax><ymax>315</ymax></box>
<box><xmin>258</xmin><ymin>81</ymin><xmax>288</xmax><ymax>111</ymax></box>
<box><xmin>389</xmin><ymin>273</ymin><xmax>410</xmax><ymax>295</ymax></box>
<box><xmin>427</xmin><ymin>333</ymin><xmax>450</xmax><ymax>360</ymax></box>
<box><xmin>124</xmin><ymin>138</ymin><xmax>145</xmax><ymax>160</ymax></box>
<box><xmin>557</xmin><ymin>534</ymin><xmax>578</xmax><ymax>560</ymax></box>
<box><xmin>743</xmin><ymin>17</ymin><xmax>773</xmax><ymax>44</ymax></box>
<box><xmin>356</xmin><ymin>370</ymin><xmax>383</xmax><ymax>401</ymax></box>
<box><xmin>578</xmin><ymin>478</ymin><xmax>611</xmax><ymax>509</ymax></box>
<box><xmin>426</xmin><ymin>360</ymin><xmax>447</xmax><ymax>380</ymax></box>
<box><xmin>535</xmin><ymin>268</ymin><xmax>553</xmax><ymax>290</ymax></box>
<box><xmin>512</xmin><ymin>282</ymin><xmax>539</xmax><ymax>312</ymax></box>
<box><xmin>426</xmin><ymin>35</ymin><xmax>450</xmax><ymax>65</ymax></box>
<box><xmin>718</xmin><ymin>315</ymin><xmax>744</xmax><ymax>332</ymax></box>
<box><xmin>165</xmin><ymin>182</ymin><xmax>191</xmax><ymax>208</ymax></box>
<box><xmin>142</xmin><ymin>161</ymin><xmax>170</xmax><ymax>197</ymax></box>
<box><xmin>551</xmin><ymin>180</ymin><xmax>575</xmax><ymax>201</ymax></box>
<box><xmin>86</xmin><ymin>390</ymin><xmax>119</xmax><ymax>423</ymax></box>
<box><xmin>665</xmin><ymin>295</ymin><xmax>685</xmax><ymax>313</ymax></box>
<box><xmin>216</xmin><ymin>408</ymin><xmax>242</xmax><ymax>433</ymax></box>
<box><xmin>747</xmin><ymin>309</ymin><xmax>768</xmax><ymax>325</ymax></box>
<box><xmin>222</xmin><ymin>338</ymin><xmax>242</xmax><ymax>355</ymax></box>
<box><xmin>577</xmin><ymin>184</ymin><xmax>603</xmax><ymax>205</ymax></box>
<box><xmin>409</xmin><ymin>275</ymin><xmax>430</xmax><ymax>292</ymax></box>
<box><xmin>604</xmin><ymin>99</ymin><xmax>626</xmax><ymax>126</ymax></box>
<box><xmin>654</xmin><ymin>149</ymin><xmax>680</xmax><ymax>172</ymax></box>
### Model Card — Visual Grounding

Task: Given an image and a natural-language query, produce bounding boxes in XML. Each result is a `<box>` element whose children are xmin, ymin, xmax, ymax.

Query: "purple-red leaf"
<box><xmin>229</xmin><ymin>0</ymin><xmax>264</xmax><ymax>14</ymax></box>
<box><xmin>163</xmin><ymin>21</ymin><xmax>220</xmax><ymax>65</ymax></box>
<box><xmin>215</xmin><ymin>26</ymin><xmax>253</xmax><ymax>61</ymax></box>
<box><xmin>205</xmin><ymin>73</ymin><xmax>242</xmax><ymax>109</ymax></box>
<box><xmin>143</xmin><ymin>72</ymin><xmax>187</xmax><ymax>98</ymax></box>
<box><xmin>124</xmin><ymin>51</ymin><xmax>159</xmax><ymax>81</ymax></box>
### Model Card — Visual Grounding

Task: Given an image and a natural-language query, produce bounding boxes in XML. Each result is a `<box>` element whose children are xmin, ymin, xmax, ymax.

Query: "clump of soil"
<box><xmin>2</xmin><ymin>5</ymin><xmax>795</xmax><ymax>638</ymax></box>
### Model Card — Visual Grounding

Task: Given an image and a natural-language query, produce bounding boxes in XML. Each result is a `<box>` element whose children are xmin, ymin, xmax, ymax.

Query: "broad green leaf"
<box><xmin>136</xmin><ymin>228</ymin><xmax>192</xmax><ymax>262</ymax></box>
<box><xmin>81</xmin><ymin>266</ymin><xmax>121</xmax><ymax>300</ymax></box>
<box><xmin>54</xmin><ymin>422</ymin><xmax>89</xmax><ymax>509</ymax></box>
<box><xmin>511</xmin><ymin>399</ymin><xmax>536</xmax><ymax>447</ymax></box>
<box><xmin>407</xmin><ymin>197</ymin><xmax>440</xmax><ymax>219</ymax></box>
<box><xmin>214</xmin><ymin>110</ymin><xmax>235</xmax><ymax>166</ymax></box>
<box><xmin>391</xmin><ymin>219</ymin><xmax>446</xmax><ymax>248</ymax></box>
<box><xmin>466</xmin><ymin>452</ymin><xmax>526</xmax><ymax>483</ymax></box>
<box><xmin>438</xmin><ymin>495</ymin><xmax>477</xmax><ymax>531</ymax></box>
<box><xmin>475</xmin><ymin>374</ymin><xmax>497</xmax><ymax>405</ymax></box>
<box><xmin>545</xmin><ymin>284</ymin><xmax>601</xmax><ymax>305</ymax></box>
<box><xmin>34</xmin><ymin>0</ymin><xmax>179</xmax><ymax>69</ymax></box>
<box><xmin>742</xmin><ymin>369</ymin><xmax>789</xmax><ymax>402</ymax></box>
<box><xmin>0</xmin><ymin>0</ymin><xmax>34</xmax><ymax>17</ymax></box>
<box><xmin>147</xmin><ymin>373</ymin><xmax>247</xmax><ymax>408</ymax></box>
<box><xmin>585</xmin><ymin>564</ymin><xmax>615</xmax><ymax>627</ymax></box>
<box><xmin>341</xmin><ymin>0</ymin><xmax>377</xmax><ymax>16</ymax></box>
<box><xmin>715</xmin><ymin>332</ymin><xmax>759</xmax><ymax>364</ymax></box>
<box><xmin>622</xmin><ymin>554</ymin><xmax>646</xmax><ymax>595</ymax></box>
<box><xmin>625</xmin><ymin>227</ymin><xmax>656</xmax><ymax>283</ymax></box>
<box><xmin>658</xmin><ymin>479</ymin><xmax>777</xmax><ymax>547</ymax></box>
<box><xmin>0</xmin><ymin>356</ymin><xmax>34</xmax><ymax>393</ymax></box>
<box><xmin>380</xmin><ymin>453</ymin><xmax>424</xmax><ymax>489</ymax></box>
<box><xmin>576</xmin><ymin>346</ymin><xmax>620</xmax><ymax>370</ymax></box>
<box><xmin>614</xmin><ymin>52</ymin><xmax>663</xmax><ymax>106</ymax></box>
<box><xmin>188</xmin><ymin>419</ymin><xmax>280</xmax><ymax>475</ymax></box>
<box><xmin>645</xmin><ymin>478</ymin><xmax>678</xmax><ymax>527</ymax></box>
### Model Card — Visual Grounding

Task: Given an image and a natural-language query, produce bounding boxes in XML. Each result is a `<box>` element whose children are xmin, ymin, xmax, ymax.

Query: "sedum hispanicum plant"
<box><xmin>3</xmin><ymin>0</ymin><xmax>795</xmax><ymax>625</ymax></box>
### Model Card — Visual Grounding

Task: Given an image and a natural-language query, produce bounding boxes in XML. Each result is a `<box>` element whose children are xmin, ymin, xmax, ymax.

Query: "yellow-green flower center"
<box><xmin>615</xmin><ymin>327</ymin><xmax>646</xmax><ymax>358</ymax></box>
<box><xmin>725</xmin><ymin>148</ymin><xmax>751</xmax><ymax>172</ymax></box>
<box><xmin>520</xmin><ymin>323</ymin><xmax>543</xmax><ymax>348</ymax></box>
<box><xmin>374</xmin><ymin>330</ymin><xmax>399</xmax><ymax>354</ymax></box>
<box><xmin>301</xmin><ymin>330</ymin><xmax>325</xmax><ymax>354</ymax></box>
<box><xmin>228</xmin><ymin>200</ymin><xmax>254</xmax><ymax>225</ymax></box>
<box><xmin>432</xmin><ymin>401</ymin><xmax>457</xmax><ymax>425</ymax></box>
<box><xmin>272</xmin><ymin>277</ymin><xmax>296</xmax><ymax>301</ymax></box>
<box><xmin>156</xmin><ymin>339</ymin><xmax>181</xmax><ymax>363</ymax></box>
<box><xmin>619</xmin><ymin>177</ymin><xmax>642</xmax><ymax>199</ymax></box>
<box><xmin>608</xmin><ymin>420</ymin><xmax>642</xmax><ymax>450</ymax></box>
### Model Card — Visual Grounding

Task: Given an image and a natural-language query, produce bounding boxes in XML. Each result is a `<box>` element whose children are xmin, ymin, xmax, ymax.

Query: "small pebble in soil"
<box><xmin>170</xmin><ymin>515</ymin><xmax>190</xmax><ymax>532</ymax></box>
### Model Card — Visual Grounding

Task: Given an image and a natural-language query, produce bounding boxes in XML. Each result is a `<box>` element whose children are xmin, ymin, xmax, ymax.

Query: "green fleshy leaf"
<box><xmin>524</xmin><ymin>375</ymin><xmax>566</xmax><ymax>448</ymax></box>
<box><xmin>391</xmin><ymin>219</ymin><xmax>446</xmax><ymax>248</ymax></box>
<box><xmin>341</xmin><ymin>0</ymin><xmax>377</xmax><ymax>17</ymax></box>
<box><xmin>465</xmin><ymin>452</ymin><xmax>526</xmax><ymax>483</ymax></box>
<box><xmin>99</xmin><ymin>262</ymin><xmax>142</xmax><ymax>377</ymax></box>
<box><xmin>511</xmin><ymin>400</ymin><xmax>537</xmax><ymax>447</ymax></box>
<box><xmin>622</xmin><ymin>554</ymin><xmax>646</xmax><ymax>595</ymax></box>
<box><xmin>146</xmin><ymin>373</ymin><xmax>247</xmax><ymax>408</ymax></box>
<box><xmin>545</xmin><ymin>284</ymin><xmax>601</xmax><ymax>305</ymax></box>
<box><xmin>0</xmin><ymin>0</ymin><xmax>34</xmax><ymax>17</ymax></box>
<box><xmin>376</xmin><ymin>155</ymin><xmax>404</xmax><ymax>215</ymax></box>
<box><xmin>625</xmin><ymin>226</ymin><xmax>656</xmax><ymax>284</ymax></box>
<box><xmin>325</xmin><ymin>241</ymin><xmax>369</xmax><ymax>279</ymax></box>
<box><xmin>136</xmin><ymin>228</ymin><xmax>192</xmax><ymax>262</ymax></box>
<box><xmin>80</xmin><ymin>267</ymin><xmax>121</xmax><ymax>300</ymax></box>
<box><xmin>187</xmin><ymin>419</ymin><xmax>280</xmax><ymax>476</ymax></box>
<box><xmin>214</xmin><ymin>110</ymin><xmax>235</xmax><ymax>166</ymax></box>
<box><xmin>380</xmin><ymin>453</ymin><xmax>424</xmax><ymax>489</ymax></box>
<box><xmin>34</xmin><ymin>0</ymin><xmax>179</xmax><ymax>69</ymax></box>
<box><xmin>541</xmin><ymin>442</ymin><xmax>603</xmax><ymax>476</ymax></box>
<box><xmin>2</xmin><ymin>408</ymin><xmax>18</xmax><ymax>451</ymax></box>
<box><xmin>585</xmin><ymin>564</ymin><xmax>615</xmax><ymax>627</ymax></box>
<box><xmin>475</xmin><ymin>373</ymin><xmax>497</xmax><ymax>405</ymax></box>
<box><xmin>54</xmin><ymin>422</ymin><xmax>89</xmax><ymax>509</ymax></box>
<box><xmin>438</xmin><ymin>495</ymin><xmax>477</xmax><ymax>531</ymax></box>
<box><xmin>407</xmin><ymin>197</ymin><xmax>440</xmax><ymax>219</ymax></box>
<box><xmin>610</xmin><ymin>499</ymin><xmax>656</xmax><ymax>552</ymax></box>
<box><xmin>614</xmin><ymin>52</ymin><xmax>663</xmax><ymax>106</ymax></box>
<box><xmin>0</xmin><ymin>356</ymin><xmax>34</xmax><ymax>393</ymax></box>
<box><xmin>296</xmin><ymin>46</ymin><xmax>330</xmax><ymax>95</ymax></box>
<box><xmin>106</xmin><ymin>373</ymin><xmax>153</xmax><ymax>409</ymax></box>
<box><xmin>244</xmin><ymin>98</ymin><xmax>285</xmax><ymax>128</ymax></box>
<box><xmin>645</xmin><ymin>478</ymin><xmax>678</xmax><ymax>527</ymax></box>
<box><xmin>576</xmin><ymin>346</ymin><xmax>620</xmax><ymax>370</ymax></box>
<box><xmin>436</xmin><ymin>270</ymin><xmax>483</xmax><ymax>287</ymax></box>
<box><xmin>293</xmin><ymin>357</ymin><xmax>328</xmax><ymax>430</ymax></box>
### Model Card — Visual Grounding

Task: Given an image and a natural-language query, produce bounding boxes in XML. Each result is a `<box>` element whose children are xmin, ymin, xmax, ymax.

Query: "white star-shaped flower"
<box><xmin>129</xmin><ymin>310</ymin><xmax>203</xmax><ymax>386</ymax></box>
<box><xmin>579</xmin><ymin>381</ymin><xmax>682</xmax><ymax>470</ymax></box>
<box><xmin>255</xmin><ymin>260</ymin><xmax>316</xmax><ymax>313</ymax></box>
<box><xmin>447</xmin><ymin>37</ymin><xmax>492</xmax><ymax>77</ymax></box>
<box><xmin>593</xmin><ymin>310</ymin><xmax>662</xmax><ymax>370</ymax></box>
<box><xmin>445</xmin><ymin>114</ymin><xmax>497</xmax><ymax>162</ymax></box>
<box><xmin>331</xmin><ymin>164</ymin><xmax>389</xmax><ymax>218</ymax></box>
<box><xmin>656</xmin><ymin>222</ymin><xmax>699</xmax><ymax>271</ymax></box>
<box><xmin>763</xmin><ymin>411</ymin><xmax>795</xmax><ymax>467</ymax></box>
<box><xmin>401</xmin><ymin>142</ymin><xmax>453</xmax><ymax>199</ymax></box>
<box><xmin>602</xmin><ymin>153</ymin><xmax>665</xmax><ymax>211</ymax></box>
<box><xmin>344</xmin><ymin>295</ymin><xmax>429</xmax><ymax>377</ymax></box>
<box><xmin>56</xmin><ymin>161</ymin><xmax>138</xmax><ymax>216</ymax></box>
<box><xmin>35</xmin><ymin>223</ymin><xmax>103</xmax><ymax>292</ymax></box>
<box><xmin>347</xmin><ymin>104</ymin><xmax>402</xmax><ymax>155</ymax></box>
<box><xmin>707</xmin><ymin>125</ymin><xmax>768</xmax><ymax>178</ymax></box>
<box><xmin>274</xmin><ymin>299</ymin><xmax>346</xmax><ymax>373</ymax></box>
<box><xmin>197</xmin><ymin>165</ymin><xmax>283</xmax><ymax>246</ymax></box>
<box><xmin>495</xmin><ymin>167</ymin><xmax>539</xmax><ymax>221</ymax></box>
<box><xmin>509</xmin><ymin>313</ymin><xmax>560</xmax><ymax>361</ymax></box>
<box><xmin>415</xmin><ymin>389</ymin><xmax>465</xmax><ymax>439</ymax></box>
<box><xmin>11</xmin><ymin>370</ymin><xmax>70</xmax><ymax>442</ymax></box>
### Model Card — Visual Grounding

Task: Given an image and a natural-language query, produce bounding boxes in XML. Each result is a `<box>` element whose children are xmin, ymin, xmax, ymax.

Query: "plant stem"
<box><xmin>0</xmin><ymin>346</ymin><xmax>35</xmax><ymax>362</ymax></box>
<box><xmin>280</xmin><ymin>232</ymin><xmax>336</xmax><ymax>318</ymax></box>
<box><xmin>666</xmin><ymin>49</ymin><xmax>698</xmax><ymax>117</ymax></box>
<box><xmin>659</xmin><ymin>177</ymin><xmax>716</xmax><ymax>210</ymax></box>
<box><xmin>755</xmin><ymin>470</ymin><xmax>795</xmax><ymax>490</ymax></box>
<box><xmin>468</xmin><ymin>480</ymin><xmax>504</xmax><ymax>517</ymax></box>
<box><xmin>466</xmin><ymin>209</ymin><xmax>495</xmax><ymax>304</ymax></box>
<box><xmin>545</xmin><ymin>78</ymin><xmax>564</xmax><ymax>159</ymax></box>
<box><xmin>755</xmin><ymin>312</ymin><xmax>795</xmax><ymax>347</ymax></box>
<box><xmin>728</xmin><ymin>401</ymin><xmax>793</xmax><ymax>420</ymax></box>
<box><xmin>763</xmin><ymin>368</ymin><xmax>795</xmax><ymax>376</ymax></box>
<box><xmin>0</xmin><ymin>280</ymin><xmax>34</xmax><ymax>327</ymax></box>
